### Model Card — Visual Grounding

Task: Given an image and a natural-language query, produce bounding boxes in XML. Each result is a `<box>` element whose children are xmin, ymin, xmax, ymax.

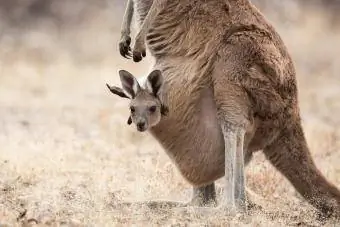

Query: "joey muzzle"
<box><xmin>136</xmin><ymin>119</ymin><xmax>147</xmax><ymax>132</ymax></box>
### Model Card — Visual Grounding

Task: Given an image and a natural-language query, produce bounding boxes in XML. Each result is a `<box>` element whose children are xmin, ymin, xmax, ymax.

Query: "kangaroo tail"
<box><xmin>263</xmin><ymin>122</ymin><xmax>340</xmax><ymax>220</ymax></box>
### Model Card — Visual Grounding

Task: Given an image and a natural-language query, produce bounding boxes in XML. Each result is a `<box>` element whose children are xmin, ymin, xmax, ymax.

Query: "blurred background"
<box><xmin>0</xmin><ymin>0</ymin><xmax>340</xmax><ymax>226</ymax></box>
<box><xmin>0</xmin><ymin>0</ymin><xmax>339</xmax><ymax>66</ymax></box>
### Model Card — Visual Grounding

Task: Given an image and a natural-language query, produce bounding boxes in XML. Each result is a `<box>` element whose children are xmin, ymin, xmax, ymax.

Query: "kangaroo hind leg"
<box><xmin>213</xmin><ymin>82</ymin><xmax>252</xmax><ymax>214</ymax></box>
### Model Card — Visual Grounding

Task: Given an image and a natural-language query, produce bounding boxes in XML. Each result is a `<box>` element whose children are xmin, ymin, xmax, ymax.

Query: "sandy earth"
<box><xmin>0</xmin><ymin>2</ymin><xmax>340</xmax><ymax>226</ymax></box>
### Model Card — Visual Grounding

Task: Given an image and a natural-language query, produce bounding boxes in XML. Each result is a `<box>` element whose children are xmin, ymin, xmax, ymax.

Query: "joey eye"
<box><xmin>130</xmin><ymin>106</ymin><xmax>135</xmax><ymax>113</ymax></box>
<box><xmin>149</xmin><ymin>106</ymin><xmax>157</xmax><ymax>113</ymax></box>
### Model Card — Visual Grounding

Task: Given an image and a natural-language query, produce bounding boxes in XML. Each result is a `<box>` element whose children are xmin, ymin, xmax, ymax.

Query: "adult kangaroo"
<box><xmin>114</xmin><ymin>0</ymin><xmax>340</xmax><ymax>219</ymax></box>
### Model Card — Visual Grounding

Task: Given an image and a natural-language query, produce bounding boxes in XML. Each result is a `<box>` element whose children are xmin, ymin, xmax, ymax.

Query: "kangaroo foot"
<box><xmin>245</xmin><ymin>187</ymin><xmax>264</xmax><ymax>212</ymax></box>
<box><xmin>132</xmin><ymin>36</ymin><xmax>146</xmax><ymax>62</ymax></box>
<box><xmin>187</xmin><ymin>183</ymin><xmax>217</xmax><ymax>207</ymax></box>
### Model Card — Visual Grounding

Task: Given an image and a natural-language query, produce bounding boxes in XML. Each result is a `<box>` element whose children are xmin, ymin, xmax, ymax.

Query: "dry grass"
<box><xmin>0</xmin><ymin>2</ymin><xmax>340</xmax><ymax>226</ymax></box>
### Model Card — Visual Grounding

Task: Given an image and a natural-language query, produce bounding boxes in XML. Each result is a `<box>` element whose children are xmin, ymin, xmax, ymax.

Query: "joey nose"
<box><xmin>137</xmin><ymin>121</ymin><xmax>146</xmax><ymax>132</ymax></box>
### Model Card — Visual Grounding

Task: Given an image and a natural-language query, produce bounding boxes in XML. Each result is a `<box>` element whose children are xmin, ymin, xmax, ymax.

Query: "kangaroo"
<box><xmin>113</xmin><ymin>0</ymin><xmax>340</xmax><ymax>219</ymax></box>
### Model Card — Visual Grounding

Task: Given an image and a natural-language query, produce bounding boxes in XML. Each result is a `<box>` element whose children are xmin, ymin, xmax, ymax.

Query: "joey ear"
<box><xmin>119</xmin><ymin>70</ymin><xmax>141</xmax><ymax>98</ymax></box>
<box><xmin>106</xmin><ymin>84</ymin><xmax>130</xmax><ymax>99</ymax></box>
<box><xmin>146</xmin><ymin>70</ymin><xmax>163</xmax><ymax>97</ymax></box>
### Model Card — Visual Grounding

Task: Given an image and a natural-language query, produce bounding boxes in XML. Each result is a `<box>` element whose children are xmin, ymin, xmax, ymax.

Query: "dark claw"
<box><xmin>126</xmin><ymin>49</ymin><xmax>132</xmax><ymax>58</ymax></box>
<box><xmin>119</xmin><ymin>36</ymin><xmax>132</xmax><ymax>58</ymax></box>
<box><xmin>119</xmin><ymin>44</ymin><xmax>129</xmax><ymax>58</ymax></box>
<box><xmin>142</xmin><ymin>50</ymin><xmax>146</xmax><ymax>57</ymax></box>
<box><xmin>119</xmin><ymin>44</ymin><xmax>130</xmax><ymax>58</ymax></box>
<box><xmin>133</xmin><ymin>51</ymin><xmax>143</xmax><ymax>62</ymax></box>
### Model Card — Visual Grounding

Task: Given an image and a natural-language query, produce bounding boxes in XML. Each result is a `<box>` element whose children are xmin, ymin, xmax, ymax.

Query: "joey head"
<box><xmin>106</xmin><ymin>69</ymin><xmax>168</xmax><ymax>132</ymax></box>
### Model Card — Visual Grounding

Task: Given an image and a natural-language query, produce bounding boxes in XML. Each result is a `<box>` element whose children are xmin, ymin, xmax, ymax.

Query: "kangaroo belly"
<box><xmin>177</xmin><ymin>88</ymin><xmax>226</xmax><ymax>186</ymax></box>
<box><xmin>150</xmin><ymin>88</ymin><xmax>226</xmax><ymax>186</ymax></box>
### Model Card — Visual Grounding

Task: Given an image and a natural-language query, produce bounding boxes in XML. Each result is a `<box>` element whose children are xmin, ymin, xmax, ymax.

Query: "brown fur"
<box><xmin>115</xmin><ymin>0</ymin><xmax>340</xmax><ymax>218</ymax></box>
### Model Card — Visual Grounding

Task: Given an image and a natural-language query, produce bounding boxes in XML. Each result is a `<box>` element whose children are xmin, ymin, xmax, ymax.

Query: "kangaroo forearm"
<box><xmin>121</xmin><ymin>0</ymin><xmax>134</xmax><ymax>36</ymax></box>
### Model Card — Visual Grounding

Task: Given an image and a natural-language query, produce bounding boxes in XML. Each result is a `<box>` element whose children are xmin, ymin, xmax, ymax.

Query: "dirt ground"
<box><xmin>0</xmin><ymin>2</ymin><xmax>340</xmax><ymax>226</ymax></box>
